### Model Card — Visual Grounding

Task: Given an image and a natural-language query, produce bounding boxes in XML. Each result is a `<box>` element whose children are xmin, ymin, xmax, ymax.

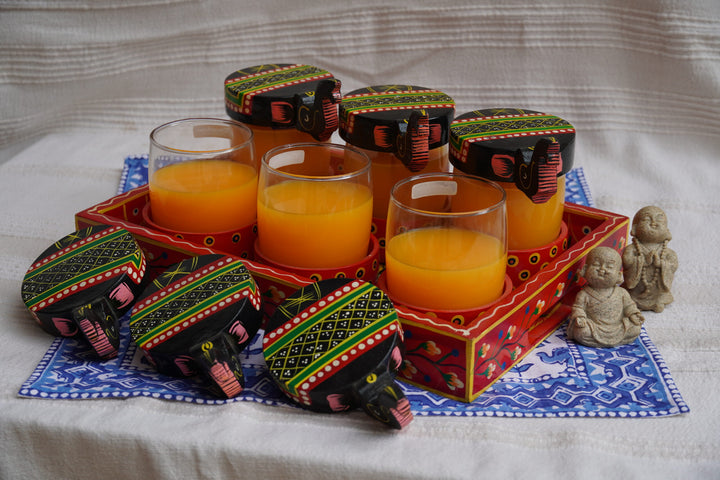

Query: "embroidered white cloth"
<box><xmin>1</xmin><ymin>1</ymin><xmax>719</xmax><ymax>479</ymax></box>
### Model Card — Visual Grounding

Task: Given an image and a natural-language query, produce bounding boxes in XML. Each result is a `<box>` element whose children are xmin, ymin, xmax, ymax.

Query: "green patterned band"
<box><xmin>225</xmin><ymin>64</ymin><xmax>333</xmax><ymax>113</ymax></box>
<box><xmin>286</xmin><ymin>313</ymin><xmax>395</xmax><ymax>395</ymax></box>
<box><xmin>341</xmin><ymin>89</ymin><xmax>453</xmax><ymax>113</ymax></box>
<box><xmin>22</xmin><ymin>228</ymin><xmax>142</xmax><ymax>310</ymax></box>
<box><xmin>449</xmin><ymin>113</ymin><xmax>575</xmax><ymax>153</ymax></box>
<box><xmin>264</xmin><ymin>281</ymin><xmax>397</xmax><ymax>396</ymax></box>
<box><xmin>130</xmin><ymin>260</ymin><xmax>255</xmax><ymax>348</ymax></box>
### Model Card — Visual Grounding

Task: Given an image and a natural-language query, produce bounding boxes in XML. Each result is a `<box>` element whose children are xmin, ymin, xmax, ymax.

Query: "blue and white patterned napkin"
<box><xmin>18</xmin><ymin>156</ymin><xmax>689</xmax><ymax>418</ymax></box>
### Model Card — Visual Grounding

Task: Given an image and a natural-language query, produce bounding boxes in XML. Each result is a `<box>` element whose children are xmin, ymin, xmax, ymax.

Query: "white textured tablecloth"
<box><xmin>1</xmin><ymin>1</ymin><xmax>719</xmax><ymax>479</ymax></box>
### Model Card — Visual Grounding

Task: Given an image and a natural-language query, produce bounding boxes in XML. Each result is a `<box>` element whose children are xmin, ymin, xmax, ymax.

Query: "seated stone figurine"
<box><xmin>567</xmin><ymin>246</ymin><xmax>645</xmax><ymax>348</ymax></box>
<box><xmin>622</xmin><ymin>205</ymin><xmax>678</xmax><ymax>312</ymax></box>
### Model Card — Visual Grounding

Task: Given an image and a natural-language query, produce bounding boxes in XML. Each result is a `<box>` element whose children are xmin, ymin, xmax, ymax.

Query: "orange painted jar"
<box><xmin>224</xmin><ymin>63</ymin><xmax>342</xmax><ymax>163</ymax></box>
<box><xmin>449</xmin><ymin>108</ymin><xmax>576</xmax><ymax>284</ymax></box>
<box><xmin>338</xmin><ymin>85</ymin><xmax>455</xmax><ymax>258</ymax></box>
<box><xmin>449</xmin><ymin>108</ymin><xmax>575</xmax><ymax>251</ymax></box>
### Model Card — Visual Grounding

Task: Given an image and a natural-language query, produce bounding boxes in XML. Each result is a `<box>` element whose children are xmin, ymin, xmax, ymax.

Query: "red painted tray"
<box><xmin>75</xmin><ymin>185</ymin><xmax>628</xmax><ymax>402</ymax></box>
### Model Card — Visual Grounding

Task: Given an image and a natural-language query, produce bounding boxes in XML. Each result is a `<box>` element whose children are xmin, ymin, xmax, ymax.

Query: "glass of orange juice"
<box><xmin>385</xmin><ymin>173</ymin><xmax>507</xmax><ymax>311</ymax></box>
<box><xmin>256</xmin><ymin>143</ymin><xmax>373</xmax><ymax>270</ymax></box>
<box><xmin>148</xmin><ymin>118</ymin><xmax>257</xmax><ymax>234</ymax></box>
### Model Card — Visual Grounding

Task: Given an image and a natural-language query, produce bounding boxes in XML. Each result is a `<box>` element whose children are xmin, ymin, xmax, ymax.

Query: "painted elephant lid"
<box><xmin>224</xmin><ymin>63</ymin><xmax>341</xmax><ymax>141</ymax></box>
<box><xmin>263</xmin><ymin>278</ymin><xmax>412</xmax><ymax>430</ymax></box>
<box><xmin>449</xmin><ymin>108</ymin><xmax>575</xmax><ymax>203</ymax></box>
<box><xmin>129</xmin><ymin>254</ymin><xmax>263</xmax><ymax>398</ymax></box>
<box><xmin>339</xmin><ymin>85</ymin><xmax>455</xmax><ymax>172</ymax></box>
<box><xmin>20</xmin><ymin>224</ymin><xmax>147</xmax><ymax>359</ymax></box>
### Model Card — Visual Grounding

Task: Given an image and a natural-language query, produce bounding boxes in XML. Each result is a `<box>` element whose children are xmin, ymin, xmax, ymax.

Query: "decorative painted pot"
<box><xmin>224</xmin><ymin>63</ymin><xmax>342</xmax><ymax>159</ymax></box>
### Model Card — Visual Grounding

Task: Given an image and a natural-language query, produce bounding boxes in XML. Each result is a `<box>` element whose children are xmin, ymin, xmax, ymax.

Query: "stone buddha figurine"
<box><xmin>567</xmin><ymin>246</ymin><xmax>645</xmax><ymax>348</ymax></box>
<box><xmin>622</xmin><ymin>206</ymin><xmax>678</xmax><ymax>312</ymax></box>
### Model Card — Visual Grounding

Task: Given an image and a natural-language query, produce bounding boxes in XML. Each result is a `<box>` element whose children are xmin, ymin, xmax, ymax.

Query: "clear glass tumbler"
<box><xmin>256</xmin><ymin>143</ymin><xmax>373</xmax><ymax>269</ymax></box>
<box><xmin>385</xmin><ymin>172</ymin><xmax>507</xmax><ymax>311</ymax></box>
<box><xmin>148</xmin><ymin>118</ymin><xmax>256</xmax><ymax>234</ymax></box>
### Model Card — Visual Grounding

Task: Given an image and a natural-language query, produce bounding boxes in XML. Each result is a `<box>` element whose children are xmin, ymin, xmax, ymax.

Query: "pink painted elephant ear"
<box><xmin>174</xmin><ymin>356</ymin><xmax>197</xmax><ymax>377</ymax></box>
<box><xmin>227</xmin><ymin>320</ymin><xmax>249</xmax><ymax>346</ymax></box>
<box><xmin>109</xmin><ymin>282</ymin><xmax>136</xmax><ymax>309</ymax></box>
<box><xmin>21</xmin><ymin>224</ymin><xmax>148</xmax><ymax>360</ymax></box>
<box><xmin>326</xmin><ymin>394</ymin><xmax>350</xmax><ymax>412</ymax></box>
<box><xmin>263</xmin><ymin>278</ymin><xmax>412</xmax><ymax>430</ymax></box>
<box><xmin>50</xmin><ymin>317</ymin><xmax>77</xmax><ymax>337</ymax></box>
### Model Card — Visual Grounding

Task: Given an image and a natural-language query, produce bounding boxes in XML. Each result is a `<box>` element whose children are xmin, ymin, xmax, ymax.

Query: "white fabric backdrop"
<box><xmin>1</xmin><ymin>1</ymin><xmax>719</xmax><ymax>479</ymax></box>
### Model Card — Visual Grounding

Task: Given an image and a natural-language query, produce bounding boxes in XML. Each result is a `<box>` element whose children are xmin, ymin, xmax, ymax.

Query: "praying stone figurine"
<box><xmin>622</xmin><ymin>205</ymin><xmax>678</xmax><ymax>312</ymax></box>
<box><xmin>567</xmin><ymin>246</ymin><xmax>645</xmax><ymax>348</ymax></box>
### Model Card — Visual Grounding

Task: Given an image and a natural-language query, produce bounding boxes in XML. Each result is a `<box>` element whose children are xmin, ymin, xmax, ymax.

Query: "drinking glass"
<box><xmin>385</xmin><ymin>172</ymin><xmax>507</xmax><ymax>311</ymax></box>
<box><xmin>256</xmin><ymin>143</ymin><xmax>372</xmax><ymax>269</ymax></box>
<box><xmin>148</xmin><ymin>118</ymin><xmax>256</xmax><ymax>233</ymax></box>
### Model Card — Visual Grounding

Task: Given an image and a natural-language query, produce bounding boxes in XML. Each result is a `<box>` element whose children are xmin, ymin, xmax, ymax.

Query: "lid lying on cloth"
<box><xmin>130</xmin><ymin>254</ymin><xmax>263</xmax><ymax>398</ymax></box>
<box><xmin>263</xmin><ymin>278</ymin><xmax>412</xmax><ymax>430</ymax></box>
<box><xmin>21</xmin><ymin>224</ymin><xmax>147</xmax><ymax>360</ymax></box>
<box><xmin>449</xmin><ymin>108</ymin><xmax>575</xmax><ymax>203</ymax></box>
<box><xmin>339</xmin><ymin>85</ymin><xmax>455</xmax><ymax>172</ymax></box>
<box><xmin>224</xmin><ymin>63</ymin><xmax>341</xmax><ymax>141</ymax></box>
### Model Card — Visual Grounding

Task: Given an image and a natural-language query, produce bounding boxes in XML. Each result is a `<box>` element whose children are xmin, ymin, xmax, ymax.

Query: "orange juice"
<box><xmin>385</xmin><ymin>227</ymin><xmax>507</xmax><ymax>310</ymax></box>
<box><xmin>149</xmin><ymin>159</ymin><xmax>257</xmax><ymax>233</ymax></box>
<box><xmin>504</xmin><ymin>176</ymin><xmax>565</xmax><ymax>251</ymax></box>
<box><xmin>364</xmin><ymin>145</ymin><xmax>449</xmax><ymax>220</ymax></box>
<box><xmin>257</xmin><ymin>180</ymin><xmax>373</xmax><ymax>268</ymax></box>
<box><xmin>249</xmin><ymin>125</ymin><xmax>321</xmax><ymax>167</ymax></box>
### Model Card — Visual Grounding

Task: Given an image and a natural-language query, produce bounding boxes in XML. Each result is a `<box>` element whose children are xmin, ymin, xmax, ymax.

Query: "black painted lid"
<box><xmin>339</xmin><ymin>85</ymin><xmax>455</xmax><ymax>172</ymax></box>
<box><xmin>21</xmin><ymin>224</ymin><xmax>147</xmax><ymax>359</ymax></box>
<box><xmin>224</xmin><ymin>63</ymin><xmax>341</xmax><ymax>141</ymax></box>
<box><xmin>449</xmin><ymin>108</ymin><xmax>575</xmax><ymax>203</ymax></box>
<box><xmin>263</xmin><ymin>278</ymin><xmax>412</xmax><ymax>429</ymax></box>
<box><xmin>21</xmin><ymin>224</ymin><xmax>146</xmax><ymax>327</ymax></box>
<box><xmin>130</xmin><ymin>254</ymin><xmax>262</xmax><ymax>355</ymax></box>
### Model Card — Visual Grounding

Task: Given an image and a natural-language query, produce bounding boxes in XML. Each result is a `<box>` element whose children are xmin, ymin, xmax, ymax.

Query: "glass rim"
<box><xmin>390</xmin><ymin>172</ymin><xmax>507</xmax><ymax>218</ymax></box>
<box><xmin>261</xmin><ymin>142</ymin><xmax>371</xmax><ymax>181</ymax></box>
<box><xmin>149</xmin><ymin>117</ymin><xmax>254</xmax><ymax>155</ymax></box>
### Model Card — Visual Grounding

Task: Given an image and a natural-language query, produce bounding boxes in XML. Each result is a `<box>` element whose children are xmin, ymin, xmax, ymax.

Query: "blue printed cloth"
<box><xmin>19</xmin><ymin>156</ymin><xmax>689</xmax><ymax>418</ymax></box>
